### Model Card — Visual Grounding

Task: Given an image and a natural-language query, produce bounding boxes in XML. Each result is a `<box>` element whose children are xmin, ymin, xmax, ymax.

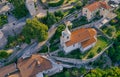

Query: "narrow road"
<box><xmin>51</xmin><ymin>43</ymin><xmax>113</xmax><ymax>65</ymax></box>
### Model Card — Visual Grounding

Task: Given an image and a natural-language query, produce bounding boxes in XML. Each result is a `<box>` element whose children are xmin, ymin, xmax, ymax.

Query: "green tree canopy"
<box><xmin>22</xmin><ymin>18</ymin><xmax>48</xmax><ymax>43</ymax></box>
<box><xmin>41</xmin><ymin>11</ymin><xmax>57</xmax><ymax>28</ymax></box>
<box><xmin>85</xmin><ymin>67</ymin><xmax>120</xmax><ymax>77</ymax></box>
<box><xmin>0</xmin><ymin>50</ymin><xmax>8</xmax><ymax>59</ymax></box>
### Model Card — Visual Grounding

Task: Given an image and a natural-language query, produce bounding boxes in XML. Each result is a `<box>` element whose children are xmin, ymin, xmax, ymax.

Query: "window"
<box><xmin>73</xmin><ymin>44</ymin><xmax>75</xmax><ymax>47</ymax></box>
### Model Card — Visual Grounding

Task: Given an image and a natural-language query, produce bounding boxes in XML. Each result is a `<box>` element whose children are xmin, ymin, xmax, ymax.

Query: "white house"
<box><xmin>60</xmin><ymin>26</ymin><xmax>97</xmax><ymax>54</ymax></box>
<box><xmin>82</xmin><ymin>1</ymin><xmax>111</xmax><ymax>21</ymax></box>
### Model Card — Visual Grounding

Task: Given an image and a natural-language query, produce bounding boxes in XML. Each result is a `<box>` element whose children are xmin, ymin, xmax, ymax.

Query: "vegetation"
<box><xmin>0</xmin><ymin>50</ymin><xmax>9</xmax><ymax>59</ymax></box>
<box><xmin>39</xmin><ymin>45</ymin><xmax>48</xmax><ymax>53</ymax></box>
<box><xmin>101</xmin><ymin>25</ymin><xmax>116</xmax><ymax>37</ymax></box>
<box><xmin>72</xmin><ymin>16</ymin><xmax>88</xmax><ymax>28</ymax></box>
<box><xmin>84</xmin><ymin>36</ymin><xmax>109</xmax><ymax>59</ymax></box>
<box><xmin>51</xmin><ymin>68</ymin><xmax>86</xmax><ymax>77</ymax></box>
<box><xmin>106</xmin><ymin>7</ymin><xmax>120</xmax><ymax>63</ymax></box>
<box><xmin>48</xmin><ymin>0</ymin><xmax>64</xmax><ymax>7</ymax></box>
<box><xmin>50</xmin><ymin>24</ymin><xmax>65</xmax><ymax>43</ymax></box>
<box><xmin>58</xmin><ymin>36</ymin><xmax>109</xmax><ymax>59</ymax></box>
<box><xmin>85</xmin><ymin>67</ymin><xmax>120</xmax><ymax>77</ymax></box>
<box><xmin>107</xmin><ymin>36</ymin><xmax>120</xmax><ymax>63</ymax></box>
<box><xmin>5</xmin><ymin>35</ymin><xmax>25</xmax><ymax>48</ymax></box>
<box><xmin>8</xmin><ymin>0</ymin><xmax>28</xmax><ymax>19</ymax></box>
<box><xmin>40</xmin><ymin>11</ymin><xmax>65</xmax><ymax>28</ymax></box>
<box><xmin>0</xmin><ymin>15</ymin><xmax>8</xmax><ymax>27</ymax></box>
<box><xmin>40</xmin><ymin>12</ymin><xmax>57</xmax><ymax>28</ymax></box>
<box><xmin>22</xmin><ymin>18</ymin><xmax>48</xmax><ymax>43</ymax></box>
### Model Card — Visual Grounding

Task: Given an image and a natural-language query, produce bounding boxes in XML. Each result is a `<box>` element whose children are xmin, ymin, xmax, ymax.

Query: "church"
<box><xmin>60</xmin><ymin>23</ymin><xmax>97</xmax><ymax>54</ymax></box>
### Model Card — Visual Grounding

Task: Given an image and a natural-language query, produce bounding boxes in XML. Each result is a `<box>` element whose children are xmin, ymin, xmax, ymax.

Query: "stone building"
<box><xmin>82</xmin><ymin>1</ymin><xmax>111</xmax><ymax>21</ymax></box>
<box><xmin>60</xmin><ymin>26</ymin><xmax>97</xmax><ymax>54</ymax></box>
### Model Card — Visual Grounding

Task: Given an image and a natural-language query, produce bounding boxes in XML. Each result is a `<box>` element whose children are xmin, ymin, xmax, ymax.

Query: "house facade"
<box><xmin>82</xmin><ymin>1</ymin><xmax>111</xmax><ymax>21</ymax></box>
<box><xmin>60</xmin><ymin>26</ymin><xmax>97</xmax><ymax>54</ymax></box>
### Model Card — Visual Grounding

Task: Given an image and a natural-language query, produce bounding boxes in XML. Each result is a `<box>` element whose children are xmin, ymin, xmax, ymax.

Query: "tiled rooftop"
<box><xmin>65</xmin><ymin>28</ymin><xmax>97</xmax><ymax>47</ymax></box>
<box><xmin>84</xmin><ymin>1</ymin><xmax>110</xmax><ymax>12</ymax></box>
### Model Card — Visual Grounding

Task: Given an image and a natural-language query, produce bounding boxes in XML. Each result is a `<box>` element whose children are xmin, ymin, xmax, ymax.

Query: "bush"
<box><xmin>0</xmin><ymin>50</ymin><xmax>8</xmax><ymax>59</ymax></box>
<box><xmin>0</xmin><ymin>15</ymin><xmax>8</xmax><ymax>27</ymax></box>
<box><xmin>40</xmin><ymin>12</ymin><xmax>57</xmax><ymax>28</ymax></box>
<box><xmin>12</xmin><ymin>4</ymin><xmax>28</xmax><ymax>19</ymax></box>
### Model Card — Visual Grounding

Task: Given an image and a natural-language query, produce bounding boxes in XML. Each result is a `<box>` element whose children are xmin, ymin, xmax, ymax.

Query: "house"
<box><xmin>17</xmin><ymin>54</ymin><xmax>52</xmax><ymax>77</ymax></box>
<box><xmin>82</xmin><ymin>1</ymin><xmax>111</xmax><ymax>21</ymax></box>
<box><xmin>26</xmin><ymin>0</ymin><xmax>36</xmax><ymax>16</ymax></box>
<box><xmin>0</xmin><ymin>63</ymin><xmax>17</xmax><ymax>77</ymax></box>
<box><xmin>60</xmin><ymin>26</ymin><xmax>97</xmax><ymax>54</ymax></box>
<box><xmin>1</xmin><ymin>54</ymin><xmax>63</xmax><ymax>77</ymax></box>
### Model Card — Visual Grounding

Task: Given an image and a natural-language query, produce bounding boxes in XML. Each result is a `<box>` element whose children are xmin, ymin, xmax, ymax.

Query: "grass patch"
<box><xmin>84</xmin><ymin>36</ymin><xmax>109</xmax><ymax>59</ymax></box>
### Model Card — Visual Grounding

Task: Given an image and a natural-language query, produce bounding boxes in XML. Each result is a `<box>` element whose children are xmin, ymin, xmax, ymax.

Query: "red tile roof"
<box><xmin>84</xmin><ymin>1</ymin><xmax>110</xmax><ymax>12</ymax></box>
<box><xmin>0</xmin><ymin>63</ymin><xmax>16</xmax><ymax>77</ymax></box>
<box><xmin>65</xmin><ymin>28</ymin><xmax>97</xmax><ymax>48</ymax></box>
<box><xmin>17</xmin><ymin>54</ymin><xmax>52</xmax><ymax>77</ymax></box>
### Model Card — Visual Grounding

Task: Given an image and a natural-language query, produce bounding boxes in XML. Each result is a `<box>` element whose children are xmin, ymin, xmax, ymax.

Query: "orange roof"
<box><xmin>0</xmin><ymin>63</ymin><xmax>17</xmax><ymax>77</ymax></box>
<box><xmin>81</xmin><ymin>37</ymin><xmax>96</xmax><ymax>48</ymax></box>
<box><xmin>100</xmin><ymin>2</ymin><xmax>111</xmax><ymax>9</ymax></box>
<box><xmin>65</xmin><ymin>28</ymin><xmax>97</xmax><ymax>47</ymax></box>
<box><xmin>17</xmin><ymin>54</ymin><xmax>52</xmax><ymax>77</ymax></box>
<box><xmin>84</xmin><ymin>1</ymin><xmax>110</xmax><ymax>12</ymax></box>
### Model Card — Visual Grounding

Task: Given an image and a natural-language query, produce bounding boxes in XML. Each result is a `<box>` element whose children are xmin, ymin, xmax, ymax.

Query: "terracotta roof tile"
<box><xmin>17</xmin><ymin>54</ymin><xmax>52</xmax><ymax>77</ymax></box>
<box><xmin>84</xmin><ymin>1</ymin><xmax>110</xmax><ymax>12</ymax></box>
<box><xmin>81</xmin><ymin>37</ymin><xmax>97</xmax><ymax>48</ymax></box>
<box><xmin>0</xmin><ymin>63</ymin><xmax>16</xmax><ymax>77</ymax></box>
<box><xmin>84</xmin><ymin>2</ymin><xmax>100</xmax><ymax>12</ymax></box>
<box><xmin>65</xmin><ymin>28</ymin><xmax>97</xmax><ymax>47</ymax></box>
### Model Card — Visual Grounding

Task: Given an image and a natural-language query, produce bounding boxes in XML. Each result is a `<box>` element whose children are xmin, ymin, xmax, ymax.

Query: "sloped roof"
<box><xmin>65</xmin><ymin>28</ymin><xmax>97</xmax><ymax>48</ymax></box>
<box><xmin>17</xmin><ymin>54</ymin><xmax>52</xmax><ymax>77</ymax></box>
<box><xmin>0</xmin><ymin>63</ymin><xmax>17</xmax><ymax>77</ymax></box>
<box><xmin>84</xmin><ymin>1</ymin><xmax>110</xmax><ymax>12</ymax></box>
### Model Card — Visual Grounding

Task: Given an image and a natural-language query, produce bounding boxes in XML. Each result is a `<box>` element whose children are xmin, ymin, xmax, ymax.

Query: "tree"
<box><xmin>54</xmin><ymin>10</ymin><xmax>64</xmax><ymax>18</ymax></box>
<box><xmin>41</xmin><ymin>11</ymin><xmax>57</xmax><ymax>28</ymax></box>
<box><xmin>0</xmin><ymin>50</ymin><xmax>8</xmax><ymax>59</ymax></box>
<box><xmin>75</xmin><ymin>1</ymin><xmax>83</xmax><ymax>9</ymax></box>
<box><xmin>85</xmin><ymin>67</ymin><xmax>120</xmax><ymax>77</ymax></box>
<box><xmin>22</xmin><ymin>18</ymin><xmax>48</xmax><ymax>43</ymax></box>
<box><xmin>65</xmin><ymin>71</ymin><xmax>70</xmax><ymax>77</ymax></box>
